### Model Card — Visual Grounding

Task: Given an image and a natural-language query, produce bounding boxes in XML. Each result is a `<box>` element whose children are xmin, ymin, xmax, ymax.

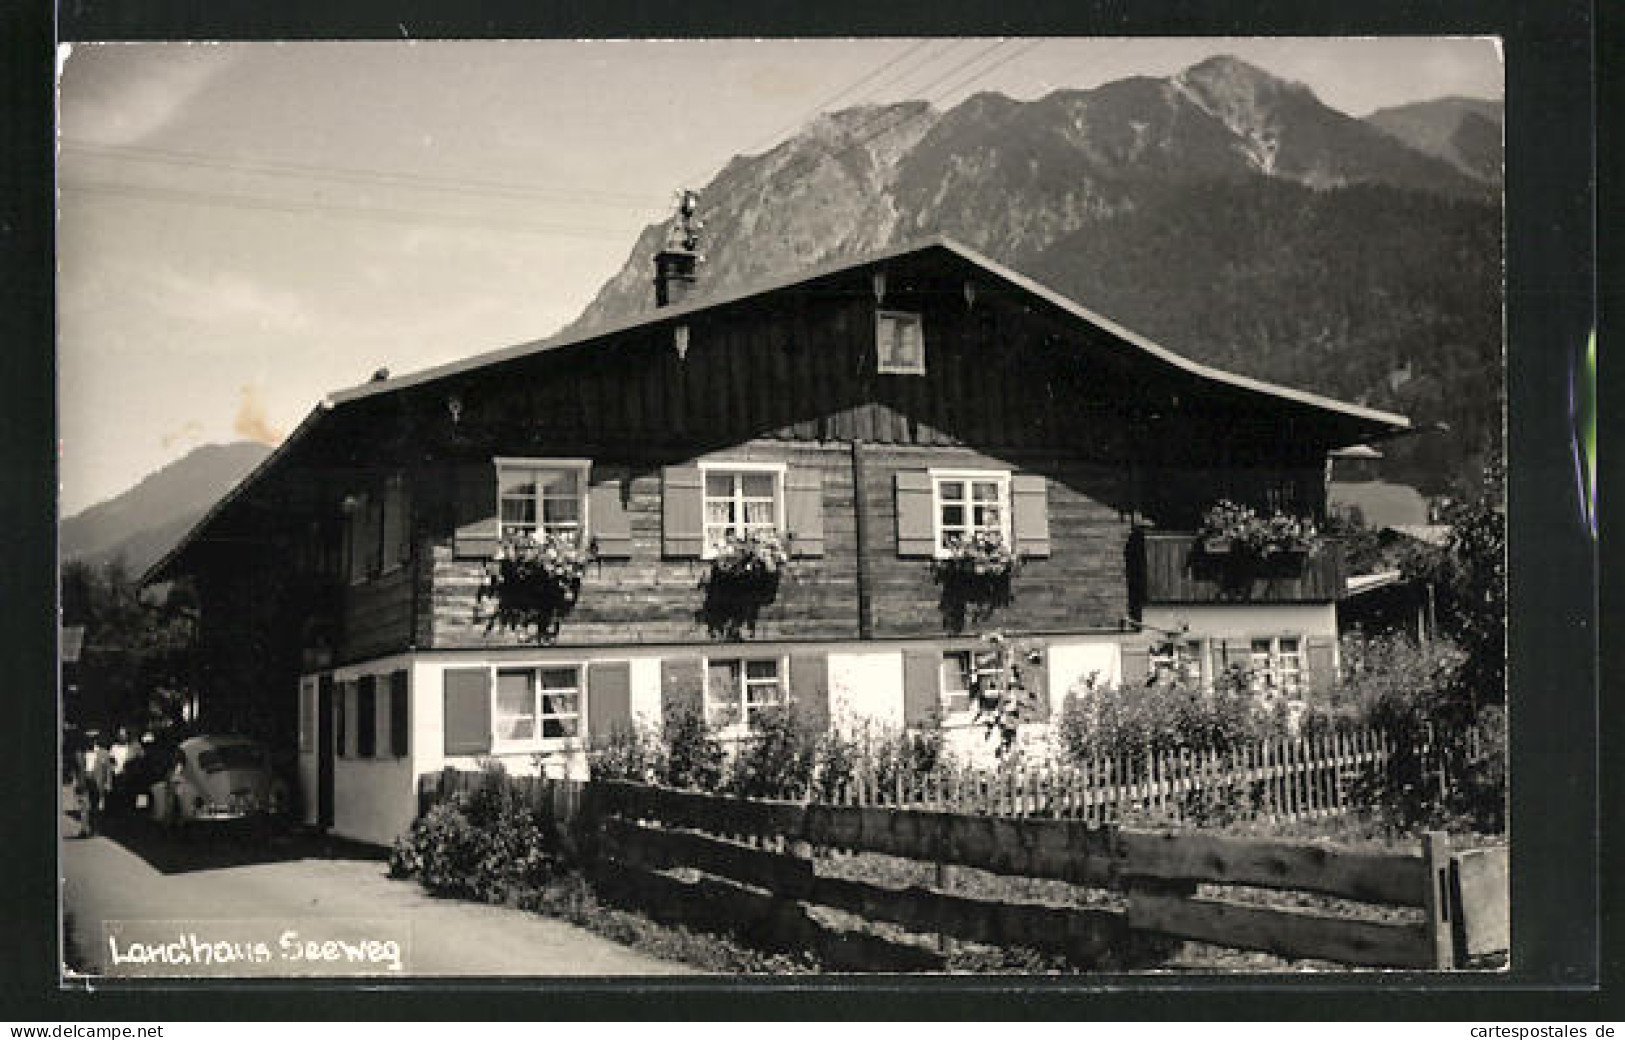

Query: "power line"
<box><xmin>59</xmin><ymin>178</ymin><xmax>646</xmax><ymax>239</ymax></box>
<box><xmin>697</xmin><ymin>38</ymin><xmax>995</xmax><ymax>204</ymax></box>
<box><xmin>672</xmin><ymin>37</ymin><xmax>950</xmax><ymax>193</ymax></box>
<box><xmin>702</xmin><ymin>38</ymin><xmax>1045</xmax><ymax>214</ymax></box>
<box><xmin>59</xmin><ymin>139</ymin><xmax>672</xmax><ymax>210</ymax></box>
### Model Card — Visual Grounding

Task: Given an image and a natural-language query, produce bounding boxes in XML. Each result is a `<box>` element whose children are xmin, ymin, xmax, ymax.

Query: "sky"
<box><xmin>55</xmin><ymin>37</ymin><xmax>1503</xmax><ymax>515</ymax></box>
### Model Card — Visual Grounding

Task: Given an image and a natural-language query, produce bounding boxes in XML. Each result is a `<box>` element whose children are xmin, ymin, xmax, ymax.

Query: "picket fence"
<box><xmin>821</xmin><ymin>727</ymin><xmax>1403</xmax><ymax>824</ymax></box>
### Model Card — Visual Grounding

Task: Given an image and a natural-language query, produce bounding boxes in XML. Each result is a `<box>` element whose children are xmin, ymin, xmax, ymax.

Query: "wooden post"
<box><xmin>1421</xmin><ymin>831</ymin><xmax>1456</xmax><ymax>969</ymax></box>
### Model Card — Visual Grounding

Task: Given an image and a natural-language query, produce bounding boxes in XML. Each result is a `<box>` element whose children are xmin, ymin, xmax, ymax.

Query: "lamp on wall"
<box><xmin>446</xmin><ymin>394</ymin><xmax>463</xmax><ymax>425</ymax></box>
<box><xmin>872</xmin><ymin>269</ymin><xmax>887</xmax><ymax>304</ymax></box>
<box><xmin>963</xmin><ymin>280</ymin><xmax>977</xmax><ymax>309</ymax></box>
<box><xmin>674</xmin><ymin>323</ymin><xmax>691</xmax><ymax>361</ymax></box>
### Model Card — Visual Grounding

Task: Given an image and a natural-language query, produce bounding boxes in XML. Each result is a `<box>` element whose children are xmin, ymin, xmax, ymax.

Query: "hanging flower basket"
<box><xmin>700</xmin><ymin>531</ymin><xmax>788</xmax><ymax>639</ymax></box>
<box><xmin>934</xmin><ymin>531</ymin><xmax>1017</xmax><ymax>584</ymax></box>
<box><xmin>483</xmin><ymin>532</ymin><xmax>590</xmax><ymax>637</ymax></box>
<box><xmin>708</xmin><ymin>530</ymin><xmax>789</xmax><ymax>587</ymax></box>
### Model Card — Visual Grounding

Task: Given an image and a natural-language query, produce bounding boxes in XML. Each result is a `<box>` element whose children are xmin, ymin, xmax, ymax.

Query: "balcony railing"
<box><xmin>1134</xmin><ymin>529</ymin><xmax>1345</xmax><ymax>604</ymax></box>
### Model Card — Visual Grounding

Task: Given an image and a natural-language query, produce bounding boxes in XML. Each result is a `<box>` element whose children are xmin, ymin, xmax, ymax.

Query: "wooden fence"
<box><xmin>418</xmin><ymin>770</ymin><xmax>1510</xmax><ymax>971</ymax></box>
<box><xmin>821</xmin><ymin>728</ymin><xmax>1400</xmax><ymax>825</ymax></box>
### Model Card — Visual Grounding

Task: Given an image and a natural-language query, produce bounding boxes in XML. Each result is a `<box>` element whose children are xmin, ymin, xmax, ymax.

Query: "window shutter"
<box><xmin>389</xmin><ymin>670</ymin><xmax>410</xmax><ymax>757</ymax></box>
<box><xmin>1011</xmin><ymin>474</ymin><xmax>1052</xmax><ymax>558</ymax></box>
<box><xmin>587</xmin><ymin>661</ymin><xmax>633</xmax><ymax>747</ymax></box>
<box><xmin>346</xmin><ymin>502</ymin><xmax>370</xmax><ymax>583</ymax></box>
<box><xmin>789</xmin><ymin>653</ymin><xmax>830</xmax><ymax>732</ymax></box>
<box><xmin>588</xmin><ymin>470</ymin><xmax>633</xmax><ymax>559</ymax></box>
<box><xmin>443</xmin><ymin>667</ymin><xmax>492</xmax><ymax>756</ymax></box>
<box><xmin>356</xmin><ymin>676</ymin><xmax>377</xmax><ymax>758</ymax></box>
<box><xmin>1120</xmin><ymin>644</ymin><xmax>1152</xmax><ymax>688</ymax></box>
<box><xmin>335</xmin><ymin>680</ymin><xmax>350</xmax><ymax>757</ymax></box>
<box><xmin>902</xmin><ymin>648</ymin><xmax>940</xmax><ymax>726</ymax></box>
<box><xmin>453</xmin><ymin>462</ymin><xmax>500</xmax><ymax>559</ymax></box>
<box><xmin>1306</xmin><ymin>636</ymin><xmax>1337</xmax><ymax>693</ymax></box>
<box><xmin>1019</xmin><ymin>644</ymin><xmax>1050</xmax><ymax>722</ymax></box>
<box><xmin>785</xmin><ymin>467</ymin><xmax>825</xmax><ymax>558</ymax></box>
<box><xmin>661</xmin><ymin>465</ymin><xmax>704</xmax><ymax>558</ymax></box>
<box><xmin>895</xmin><ymin>471</ymin><xmax>935</xmax><ymax>557</ymax></box>
<box><xmin>659</xmin><ymin>657</ymin><xmax>704</xmax><ymax>727</ymax></box>
<box><xmin>384</xmin><ymin>476</ymin><xmax>411</xmax><ymax>566</ymax></box>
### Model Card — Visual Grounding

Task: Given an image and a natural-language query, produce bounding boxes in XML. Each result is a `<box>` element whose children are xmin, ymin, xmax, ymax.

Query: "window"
<box><xmin>876</xmin><ymin>310</ymin><xmax>926</xmax><ymax>375</ymax></box>
<box><xmin>705</xmin><ymin>657</ymin><xmax>784</xmax><ymax>730</ymax></box>
<box><xmin>494</xmin><ymin>666</ymin><xmax>582</xmax><ymax>748</ymax></box>
<box><xmin>700</xmin><ymin>464</ymin><xmax>784</xmax><ymax>554</ymax></box>
<box><xmin>940</xmin><ymin>649</ymin><xmax>1002</xmax><ymax>720</ymax></box>
<box><xmin>1151</xmin><ymin>639</ymin><xmax>1205</xmax><ymax>686</ymax></box>
<box><xmin>1248</xmin><ymin>636</ymin><xmax>1305</xmax><ymax>697</ymax></box>
<box><xmin>931</xmin><ymin>470</ymin><xmax>1011</xmax><ymax>555</ymax></box>
<box><xmin>497</xmin><ymin>459</ymin><xmax>589</xmax><ymax>543</ymax></box>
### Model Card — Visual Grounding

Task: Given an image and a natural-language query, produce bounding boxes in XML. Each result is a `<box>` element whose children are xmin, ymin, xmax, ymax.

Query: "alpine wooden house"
<box><xmin>148</xmin><ymin>236</ymin><xmax>1408</xmax><ymax>845</ymax></box>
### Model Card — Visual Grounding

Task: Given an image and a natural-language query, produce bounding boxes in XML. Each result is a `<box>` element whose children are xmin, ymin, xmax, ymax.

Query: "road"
<box><xmin>60</xmin><ymin>805</ymin><xmax>694</xmax><ymax>978</ymax></box>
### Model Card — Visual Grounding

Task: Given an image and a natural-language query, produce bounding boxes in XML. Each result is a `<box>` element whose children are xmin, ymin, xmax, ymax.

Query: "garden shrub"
<box><xmin>589</xmin><ymin>720</ymin><xmax>665</xmax><ymax>784</ymax></box>
<box><xmin>390</xmin><ymin>762</ymin><xmax>560</xmax><ymax>902</ymax></box>
<box><xmin>727</xmin><ymin>706</ymin><xmax>820</xmax><ymax>799</ymax></box>
<box><xmin>662</xmin><ymin>704</ymin><xmax>726</xmax><ymax>791</ymax></box>
<box><xmin>1054</xmin><ymin>675</ymin><xmax>1288</xmax><ymax>769</ymax></box>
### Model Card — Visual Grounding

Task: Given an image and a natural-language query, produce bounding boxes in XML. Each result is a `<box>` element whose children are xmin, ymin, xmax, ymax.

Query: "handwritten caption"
<box><xmin>101</xmin><ymin>918</ymin><xmax>410</xmax><ymax>977</ymax></box>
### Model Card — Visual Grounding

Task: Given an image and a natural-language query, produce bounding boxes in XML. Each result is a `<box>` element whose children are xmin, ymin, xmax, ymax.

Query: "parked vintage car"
<box><xmin>149</xmin><ymin>735</ymin><xmax>292</xmax><ymax>828</ymax></box>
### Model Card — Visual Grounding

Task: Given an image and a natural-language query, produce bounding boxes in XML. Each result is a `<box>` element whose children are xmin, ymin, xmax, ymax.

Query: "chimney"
<box><xmin>654</xmin><ymin>189</ymin><xmax>703</xmax><ymax>308</ymax></box>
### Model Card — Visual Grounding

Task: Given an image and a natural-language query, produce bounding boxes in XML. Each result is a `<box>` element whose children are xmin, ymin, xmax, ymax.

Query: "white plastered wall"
<box><xmin>326</xmin><ymin>653</ymin><xmax>418</xmax><ymax>847</ymax></box>
<box><xmin>828</xmin><ymin>649</ymin><xmax>905</xmax><ymax>733</ymax></box>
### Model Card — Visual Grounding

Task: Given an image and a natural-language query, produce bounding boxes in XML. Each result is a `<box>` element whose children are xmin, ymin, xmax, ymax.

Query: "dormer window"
<box><xmin>876</xmin><ymin>309</ymin><xmax>926</xmax><ymax>375</ymax></box>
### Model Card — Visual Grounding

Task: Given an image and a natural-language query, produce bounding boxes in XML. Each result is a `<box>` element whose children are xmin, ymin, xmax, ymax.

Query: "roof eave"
<box><xmin>140</xmin><ymin>401</ymin><xmax>333</xmax><ymax>586</ymax></box>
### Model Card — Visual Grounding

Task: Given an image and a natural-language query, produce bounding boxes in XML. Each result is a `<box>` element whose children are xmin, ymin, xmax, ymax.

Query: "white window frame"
<box><xmin>928</xmin><ymin>468</ymin><xmax>1012</xmax><ymax>559</ymax></box>
<box><xmin>491</xmin><ymin>662</ymin><xmax>586</xmax><ymax>753</ymax></box>
<box><xmin>876</xmin><ymin>309</ymin><xmax>927</xmax><ymax>375</ymax></box>
<box><xmin>1151</xmin><ymin>639</ymin><xmax>1206</xmax><ymax>687</ymax></box>
<box><xmin>702</xmin><ymin>654</ymin><xmax>789</xmax><ymax>736</ymax></box>
<box><xmin>697</xmin><ymin>460</ymin><xmax>787</xmax><ymax>560</ymax></box>
<box><xmin>1247</xmin><ymin>635</ymin><xmax>1306</xmax><ymax>699</ymax></box>
<box><xmin>495</xmin><ymin>458</ymin><xmax>592</xmax><ymax>545</ymax></box>
<box><xmin>939</xmin><ymin>647</ymin><xmax>1004</xmax><ymax>727</ymax></box>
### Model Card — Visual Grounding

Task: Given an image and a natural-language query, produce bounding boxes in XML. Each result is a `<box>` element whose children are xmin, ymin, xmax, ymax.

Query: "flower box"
<box><xmin>1197</xmin><ymin>500</ymin><xmax>1321</xmax><ymax>559</ymax></box>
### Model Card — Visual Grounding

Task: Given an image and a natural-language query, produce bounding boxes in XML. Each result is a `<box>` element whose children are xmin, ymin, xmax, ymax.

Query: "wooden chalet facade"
<box><xmin>148</xmin><ymin>237</ymin><xmax>1407</xmax><ymax>845</ymax></box>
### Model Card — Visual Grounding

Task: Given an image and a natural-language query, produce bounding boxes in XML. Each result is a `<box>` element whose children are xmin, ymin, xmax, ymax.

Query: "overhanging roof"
<box><xmin>146</xmin><ymin>236</ymin><xmax>1410</xmax><ymax>585</ymax></box>
<box><xmin>326</xmin><ymin>235</ymin><xmax>1411</xmax><ymax>429</ymax></box>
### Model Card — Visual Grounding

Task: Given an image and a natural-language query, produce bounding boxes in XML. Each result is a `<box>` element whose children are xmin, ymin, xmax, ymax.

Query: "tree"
<box><xmin>1401</xmin><ymin>452</ymin><xmax>1505</xmax><ymax>712</ymax></box>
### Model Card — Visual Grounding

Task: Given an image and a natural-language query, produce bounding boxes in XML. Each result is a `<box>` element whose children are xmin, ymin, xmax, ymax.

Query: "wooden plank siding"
<box><xmin>261</xmin><ymin>252</ymin><xmax>1376</xmax><ymax>665</ymax></box>
<box><xmin>1137</xmin><ymin>530</ymin><xmax>1345</xmax><ymax>604</ymax></box>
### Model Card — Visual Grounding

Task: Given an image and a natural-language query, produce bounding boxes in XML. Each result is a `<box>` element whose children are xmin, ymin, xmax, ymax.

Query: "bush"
<box><xmin>390</xmin><ymin>763</ymin><xmax>560</xmax><ymax>902</ymax></box>
<box><xmin>728</xmin><ymin>706</ymin><xmax>820</xmax><ymax>799</ymax></box>
<box><xmin>589</xmin><ymin>720</ymin><xmax>665</xmax><ymax>783</ymax></box>
<box><xmin>662</xmin><ymin>705</ymin><xmax>725</xmax><ymax>791</ymax></box>
<box><xmin>1054</xmin><ymin>675</ymin><xmax>1289</xmax><ymax>768</ymax></box>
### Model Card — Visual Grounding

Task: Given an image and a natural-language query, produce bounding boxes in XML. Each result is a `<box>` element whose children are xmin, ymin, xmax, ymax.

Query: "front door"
<box><xmin>317</xmin><ymin>674</ymin><xmax>335</xmax><ymax>830</ymax></box>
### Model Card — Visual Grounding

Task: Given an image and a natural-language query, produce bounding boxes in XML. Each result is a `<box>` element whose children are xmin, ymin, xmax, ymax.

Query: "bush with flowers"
<box><xmin>700</xmin><ymin>530</ymin><xmax>789</xmax><ymax>638</ymax></box>
<box><xmin>482</xmin><ymin>531</ymin><xmax>590</xmax><ymax>639</ymax></box>
<box><xmin>1198</xmin><ymin>500</ymin><xmax>1321</xmax><ymax>558</ymax></box>
<box><xmin>708</xmin><ymin>529</ymin><xmax>789</xmax><ymax>584</ymax></box>
<box><xmin>931</xmin><ymin>533</ymin><xmax>1016</xmax><ymax>630</ymax></box>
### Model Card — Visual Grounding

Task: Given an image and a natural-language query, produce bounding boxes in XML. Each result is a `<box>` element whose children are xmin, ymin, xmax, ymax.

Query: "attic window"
<box><xmin>876</xmin><ymin>309</ymin><xmax>925</xmax><ymax>375</ymax></box>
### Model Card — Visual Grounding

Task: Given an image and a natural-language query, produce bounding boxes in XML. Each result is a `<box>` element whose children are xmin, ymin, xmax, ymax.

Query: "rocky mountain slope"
<box><xmin>566</xmin><ymin>55</ymin><xmax>1502</xmax><ymax>495</ymax></box>
<box><xmin>60</xmin><ymin>441</ymin><xmax>273</xmax><ymax>575</ymax></box>
<box><xmin>1364</xmin><ymin>97</ymin><xmax>1504</xmax><ymax>183</ymax></box>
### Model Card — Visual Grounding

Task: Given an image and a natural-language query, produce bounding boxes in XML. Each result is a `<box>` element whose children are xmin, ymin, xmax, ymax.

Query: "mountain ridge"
<box><xmin>60</xmin><ymin>440</ymin><xmax>274</xmax><ymax>575</ymax></box>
